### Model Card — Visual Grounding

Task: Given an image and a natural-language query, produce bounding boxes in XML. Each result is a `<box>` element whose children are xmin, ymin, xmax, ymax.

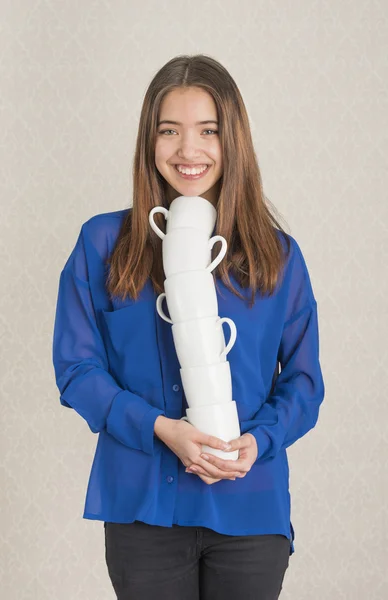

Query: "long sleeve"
<box><xmin>240</xmin><ymin>237</ymin><xmax>325</xmax><ymax>462</ymax></box>
<box><xmin>52</xmin><ymin>224</ymin><xmax>165</xmax><ymax>455</ymax></box>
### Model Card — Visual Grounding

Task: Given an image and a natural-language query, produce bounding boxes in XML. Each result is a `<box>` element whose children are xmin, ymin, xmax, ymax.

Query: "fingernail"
<box><xmin>223</xmin><ymin>444</ymin><xmax>232</xmax><ymax>450</ymax></box>
<box><xmin>190</xmin><ymin>466</ymin><xmax>198</xmax><ymax>472</ymax></box>
<box><xmin>201</xmin><ymin>454</ymin><xmax>209</xmax><ymax>460</ymax></box>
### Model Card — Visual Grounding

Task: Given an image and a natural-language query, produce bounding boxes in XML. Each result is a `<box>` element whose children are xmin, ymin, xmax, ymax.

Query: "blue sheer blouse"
<box><xmin>52</xmin><ymin>208</ymin><xmax>325</xmax><ymax>556</ymax></box>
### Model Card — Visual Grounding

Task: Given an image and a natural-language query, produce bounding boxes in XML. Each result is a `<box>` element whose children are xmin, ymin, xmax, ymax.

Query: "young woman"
<box><xmin>52</xmin><ymin>54</ymin><xmax>325</xmax><ymax>599</ymax></box>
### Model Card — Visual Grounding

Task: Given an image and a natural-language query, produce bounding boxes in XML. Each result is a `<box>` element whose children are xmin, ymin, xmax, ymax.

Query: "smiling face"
<box><xmin>155</xmin><ymin>87</ymin><xmax>223</xmax><ymax>207</ymax></box>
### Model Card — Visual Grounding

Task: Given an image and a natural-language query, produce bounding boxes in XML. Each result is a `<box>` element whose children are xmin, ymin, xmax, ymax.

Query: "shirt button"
<box><xmin>166</xmin><ymin>476</ymin><xmax>174</xmax><ymax>483</ymax></box>
<box><xmin>172</xmin><ymin>384</ymin><xmax>180</xmax><ymax>392</ymax></box>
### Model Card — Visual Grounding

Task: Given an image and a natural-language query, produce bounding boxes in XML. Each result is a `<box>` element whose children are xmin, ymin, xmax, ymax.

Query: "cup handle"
<box><xmin>149</xmin><ymin>206</ymin><xmax>169</xmax><ymax>239</ymax></box>
<box><xmin>156</xmin><ymin>293</ymin><xmax>173</xmax><ymax>324</ymax></box>
<box><xmin>207</xmin><ymin>235</ymin><xmax>227</xmax><ymax>272</ymax></box>
<box><xmin>218</xmin><ymin>317</ymin><xmax>237</xmax><ymax>360</ymax></box>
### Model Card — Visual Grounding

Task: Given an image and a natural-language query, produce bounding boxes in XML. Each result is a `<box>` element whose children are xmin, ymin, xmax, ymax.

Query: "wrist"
<box><xmin>154</xmin><ymin>415</ymin><xmax>177</xmax><ymax>441</ymax></box>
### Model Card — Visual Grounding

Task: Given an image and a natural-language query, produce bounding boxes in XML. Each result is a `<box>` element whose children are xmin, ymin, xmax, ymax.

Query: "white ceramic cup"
<box><xmin>156</xmin><ymin>270</ymin><xmax>218</xmax><ymax>324</ymax></box>
<box><xmin>180</xmin><ymin>361</ymin><xmax>233</xmax><ymax>408</ymax></box>
<box><xmin>149</xmin><ymin>196</ymin><xmax>216</xmax><ymax>238</ymax></box>
<box><xmin>172</xmin><ymin>316</ymin><xmax>236</xmax><ymax>368</ymax></box>
<box><xmin>181</xmin><ymin>400</ymin><xmax>240</xmax><ymax>461</ymax></box>
<box><xmin>162</xmin><ymin>227</ymin><xmax>227</xmax><ymax>277</ymax></box>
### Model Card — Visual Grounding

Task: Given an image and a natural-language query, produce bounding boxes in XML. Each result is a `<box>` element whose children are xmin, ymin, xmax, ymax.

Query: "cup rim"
<box><xmin>165</xmin><ymin>268</ymin><xmax>214</xmax><ymax>281</ymax></box>
<box><xmin>172</xmin><ymin>315</ymin><xmax>224</xmax><ymax>328</ymax></box>
<box><xmin>164</xmin><ymin>226</ymin><xmax>214</xmax><ymax>236</ymax></box>
<box><xmin>180</xmin><ymin>361</ymin><xmax>231</xmax><ymax>373</ymax></box>
<box><xmin>186</xmin><ymin>399</ymin><xmax>236</xmax><ymax>414</ymax></box>
<box><xmin>169</xmin><ymin>195</ymin><xmax>217</xmax><ymax>208</ymax></box>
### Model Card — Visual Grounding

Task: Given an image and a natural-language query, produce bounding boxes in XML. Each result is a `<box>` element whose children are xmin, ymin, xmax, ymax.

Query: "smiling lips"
<box><xmin>175</xmin><ymin>164</ymin><xmax>210</xmax><ymax>177</ymax></box>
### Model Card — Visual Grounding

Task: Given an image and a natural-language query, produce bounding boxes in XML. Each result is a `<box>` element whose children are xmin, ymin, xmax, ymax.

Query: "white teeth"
<box><xmin>176</xmin><ymin>165</ymin><xmax>208</xmax><ymax>175</ymax></box>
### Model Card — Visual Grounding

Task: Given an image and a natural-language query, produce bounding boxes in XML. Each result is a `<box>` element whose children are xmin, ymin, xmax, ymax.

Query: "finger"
<box><xmin>190</xmin><ymin>468</ymin><xmax>240</xmax><ymax>483</ymax></box>
<box><xmin>221</xmin><ymin>437</ymin><xmax>248</xmax><ymax>452</ymax></box>
<box><xmin>193</xmin><ymin>455</ymin><xmax>248</xmax><ymax>478</ymax></box>
<box><xmin>193</xmin><ymin>459</ymin><xmax>242</xmax><ymax>480</ymax></box>
<box><xmin>189</xmin><ymin>467</ymin><xmax>218</xmax><ymax>478</ymax></box>
<box><xmin>202</xmin><ymin>476</ymin><xmax>227</xmax><ymax>483</ymax></box>
<box><xmin>199</xmin><ymin>433</ymin><xmax>233</xmax><ymax>452</ymax></box>
<box><xmin>186</xmin><ymin>466</ymin><xmax>219</xmax><ymax>479</ymax></box>
<box><xmin>200</xmin><ymin>453</ymin><xmax>247</xmax><ymax>474</ymax></box>
<box><xmin>187</xmin><ymin>465</ymin><xmax>237</xmax><ymax>480</ymax></box>
<box><xmin>187</xmin><ymin>465</ymin><xmax>220</xmax><ymax>478</ymax></box>
<box><xmin>198</xmin><ymin>474</ymin><xmax>224</xmax><ymax>484</ymax></box>
<box><xmin>199</xmin><ymin>470</ymin><xmax>236</xmax><ymax>481</ymax></box>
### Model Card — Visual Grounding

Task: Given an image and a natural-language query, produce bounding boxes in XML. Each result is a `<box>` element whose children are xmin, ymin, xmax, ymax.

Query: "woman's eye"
<box><xmin>158</xmin><ymin>129</ymin><xmax>219</xmax><ymax>135</ymax></box>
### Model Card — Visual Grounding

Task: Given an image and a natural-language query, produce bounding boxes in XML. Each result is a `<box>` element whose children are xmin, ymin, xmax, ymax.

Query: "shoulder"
<box><xmin>274</xmin><ymin>228</ymin><xmax>315</xmax><ymax>294</ymax></box>
<box><xmin>279</xmin><ymin>231</ymin><xmax>316</xmax><ymax>307</ymax></box>
<box><xmin>63</xmin><ymin>208</ymin><xmax>131</xmax><ymax>275</ymax></box>
<box><xmin>61</xmin><ymin>208</ymin><xmax>131</xmax><ymax>279</ymax></box>
<box><xmin>82</xmin><ymin>208</ymin><xmax>130</xmax><ymax>236</ymax></box>
<box><xmin>80</xmin><ymin>208</ymin><xmax>131</xmax><ymax>251</ymax></box>
<box><xmin>274</xmin><ymin>228</ymin><xmax>301</xmax><ymax>268</ymax></box>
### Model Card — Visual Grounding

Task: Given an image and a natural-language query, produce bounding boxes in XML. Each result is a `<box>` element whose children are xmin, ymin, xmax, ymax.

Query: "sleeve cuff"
<box><xmin>141</xmin><ymin>406</ymin><xmax>166</xmax><ymax>455</ymax></box>
<box><xmin>247</xmin><ymin>427</ymin><xmax>272</xmax><ymax>462</ymax></box>
<box><xmin>106</xmin><ymin>389</ymin><xmax>165</xmax><ymax>455</ymax></box>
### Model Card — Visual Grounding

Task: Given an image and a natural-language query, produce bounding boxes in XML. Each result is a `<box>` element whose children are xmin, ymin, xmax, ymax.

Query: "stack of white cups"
<box><xmin>149</xmin><ymin>196</ymin><xmax>241</xmax><ymax>461</ymax></box>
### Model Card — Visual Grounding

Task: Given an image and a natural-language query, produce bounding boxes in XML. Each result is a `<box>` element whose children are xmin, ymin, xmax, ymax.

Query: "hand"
<box><xmin>186</xmin><ymin>433</ymin><xmax>258</xmax><ymax>483</ymax></box>
<box><xmin>154</xmin><ymin>417</ymin><xmax>241</xmax><ymax>484</ymax></box>
<box><xmin>191</xmin><ymin>473</ymin><xmax>222</xmax><ymax>485</ymax></box>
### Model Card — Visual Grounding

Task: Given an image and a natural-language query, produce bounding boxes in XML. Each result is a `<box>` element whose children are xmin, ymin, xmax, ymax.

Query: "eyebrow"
<box><xmin>157</xmin><ymin>120</ymin><xmax>218</xmax><ymax>126</ymax></box>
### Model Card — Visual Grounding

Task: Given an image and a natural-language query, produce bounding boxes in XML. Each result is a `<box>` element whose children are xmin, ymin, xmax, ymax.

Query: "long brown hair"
<box><xmin>106</xmin><ymin>54</ymin><xmax>291</xmax><ymax>308</ymax></box>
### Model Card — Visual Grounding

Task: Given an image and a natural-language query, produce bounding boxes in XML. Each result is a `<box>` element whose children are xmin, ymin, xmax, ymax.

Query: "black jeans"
<box><xmin>104</xmin><ymin>520</ymin><xmax>291</xmax><ymax>599</ymax></box>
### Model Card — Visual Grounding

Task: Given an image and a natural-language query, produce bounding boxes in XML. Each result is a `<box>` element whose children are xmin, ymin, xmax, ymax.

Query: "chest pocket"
<box><xmin>99</xmin><ymin>299</ymin><xmax>163</xmax><ymax>403</ymax></box>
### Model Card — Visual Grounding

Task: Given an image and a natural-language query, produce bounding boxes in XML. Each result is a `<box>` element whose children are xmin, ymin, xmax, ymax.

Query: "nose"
<box><xmin>177</xmin><ymin>132</ymin><xmax>202</xmax><ymax>161</ymax></box>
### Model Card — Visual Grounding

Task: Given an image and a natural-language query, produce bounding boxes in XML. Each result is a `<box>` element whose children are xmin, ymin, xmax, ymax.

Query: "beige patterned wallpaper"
<box><xmin>1</xmin><ymin>1</ymin><xmax>387</xmax><ymax>598</ymax></box>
